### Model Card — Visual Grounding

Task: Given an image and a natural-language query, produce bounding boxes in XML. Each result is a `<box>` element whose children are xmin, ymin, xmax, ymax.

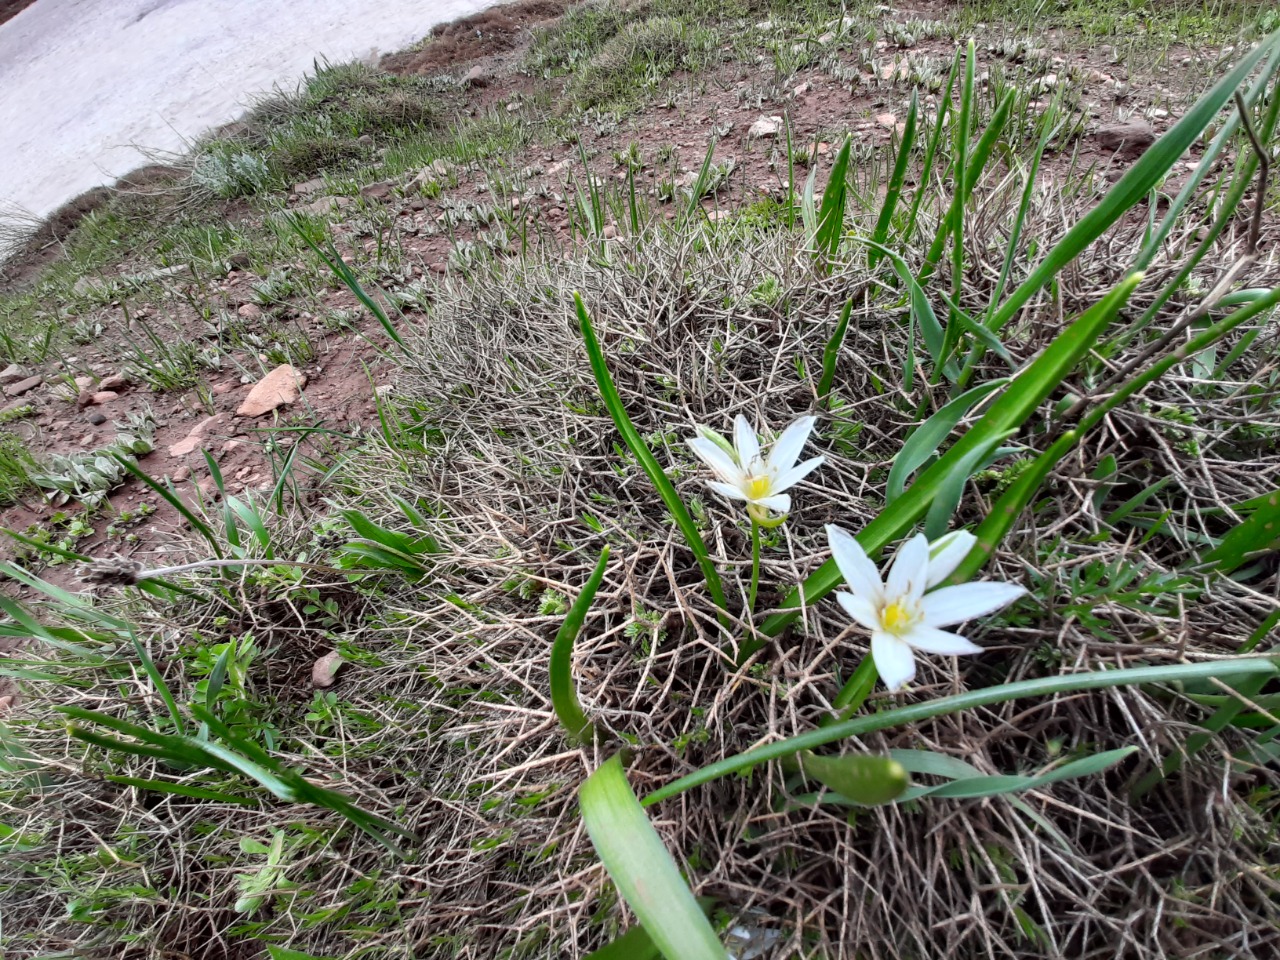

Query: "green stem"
<box><xmin>748</xmin><ymin>518</ymin><xmax>761</xmax><ymax>617</ymax></box>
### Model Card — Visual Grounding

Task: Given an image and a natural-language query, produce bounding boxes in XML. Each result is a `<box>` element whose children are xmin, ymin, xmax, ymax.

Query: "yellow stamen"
<box><xmin>881</xmin><ymin>600</ymin><xmax>912</xmax><ymax>633</ymax></box>
<box><xmin>745</xmin><ymin>475</ymin><xmax>772</xmax><ymax>500</ymax></box>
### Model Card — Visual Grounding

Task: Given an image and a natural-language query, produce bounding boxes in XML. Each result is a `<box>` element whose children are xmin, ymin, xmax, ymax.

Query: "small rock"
<box><xmin>227</xmin><ymin>252</ymin><xmax>252</xmax><ymax>271</ymax></box>
<box><xmin>430</xmin><ymin>158</ymin><xmax>451</xmax><ymax>177</ymax></box>
<box><xmin>297</xmin><ymin>196</ymin><xmax>348</xmax><ymax>217</ymax></box>
<box><xmin>238</xmin><ymin>303</ymin><xmax>263</xmax><ymax>321</ymax></box>
<box><xmin>748</xmin><ymin>115</ymin><xmax>784</xmax><ymax>138</ymax></box>
<box><xmin>86</xmin><ymin>411</ymin><xmax>107</xmax><ymax>426</ymax></box>
<box><xmin>211</xmin><ymin>381</ymin><xmax>236</xmax><ymax>396</ymax></box>
<box><xmin>294</xmin><ymin>177</ymin><xmax>325</xmax><ymax>196</ymax></box>
<box><xmin>312</xmin><ymin>650</ymin><xmax>345</xmax><ymax>688</ymax></box>
<box><xmin>74</xmin><ymin>375</ymin><xmax>94</xmax><ymax>391</ymax></box>
<box><xmin>196</xmin><ymin>476</ymin><xmax>219</xmax><ymax>499</ymax></box>
<box><xmin>506</xmin><ymin>100</ymin><xmax>521</xmax><ymax>112</ymax></box>
<box><xmin>409</xmin><ymin>197</ymin><xmax>427</xmax><ymax>211</ymax></box>
<box><xmin>0</xmin><ymin>363</ymin><xmax>29</xmax><ymax>385</ymax></box>
<box><xmin>792</xmin><ymin>81</ymin><xmax>811</xmax><ymax>97</ymax></box>
<box><xmin>602</xmin><ymin>224</ymin><xmax>618</xmax><ymax>239</ymax></box>
<box><xmin>817</xmin><ymin>31</ymin><xmax>835</xmax><ymax>44</ymax></box>
<box><xmin>428</xmin><ymin>261</ymin><xmax>447</xmax><ymax>275</ymax></box>
<box><xmin>221</xmin><ymin>439</ymin><xmax>248</xmax><ymax>454</ymax></box>
<box><xmin>4</xmin><ymin>375</ymin><xmax>42</xmax><ymax>397</ymax></box>
<box><xmin>79</xmin><ymin>433</ymin><xmax>95</xmax><ymax>446</ymax></box>
<box><xmin>172</xmin><ymin>465</ymin><xmax>192</xmax><ymax>483</ymax></box>
<box><xmin>0</xmin><ymin>695</ymin><xmax>11</xmax><ymax>717</ymax></box>
<box><xmin>89</xmin><ymin>391</ymin><xmax>119</xmax><ymax>405</ymax></box>
<box><xmin>1096</xmin><ymin>120</ymin><xmax>1156</xmax><ymax>158</ymax></box>
<box><xmin>236</xmin><ymin>364</ymin><xmax>306</xmax><ymax>417</ymax></box>
<box><xmin>168</xmin><ymin>413</ymin><xmax>226</xmax><ymax>457</ymax></box>
<box><xmin>463</xmin><ymin>64</ymin><xmax>491</xmax><ymax>87</ymax></box>
<box><xmin>360</xmin><ymin>180</ymin><xmax>394</xmax><ymax>200</ymax></box>
<box><xmin>874</xmin><ymin>113</ymin><xmax>898</xmax><ymax>129</ymax></box>
<box><xmin>98</xmin><ymin>375</ymin><xmax>129</xmax><ymax>392</ymax></box>
<box><xmin>1040</xmin><ymin>73</ymin><xmax>1058</xmax><ymax>90</ymax></box>
<box><xmin>72</xmin><ymin>276</ymin><xmax>107</xmax><ymax>297</ymax></box>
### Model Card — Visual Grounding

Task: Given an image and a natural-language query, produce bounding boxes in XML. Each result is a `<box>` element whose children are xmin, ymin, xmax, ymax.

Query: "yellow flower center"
<box><xmin>744</xmin><ymin>475</ymin><xmax>772</xmax><ymax>500</ymax></box>
<box><xmin>881</xmin><ymin>600</ymin><xmax>913</xmax><ymax>634</ymax></box>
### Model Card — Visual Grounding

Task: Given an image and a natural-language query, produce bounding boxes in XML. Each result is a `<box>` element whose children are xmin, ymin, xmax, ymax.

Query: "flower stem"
<box><xmin>748</xmin><ymin>518</ymin><xmax>761</xmax><ymax>617</ymax></box>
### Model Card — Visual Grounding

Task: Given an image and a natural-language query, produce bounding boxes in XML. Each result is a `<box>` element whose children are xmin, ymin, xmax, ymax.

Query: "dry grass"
<box><xmin>4</xmin><ymin>169</ymin><xmax>1279</xmax><ymax>957</ymax></box>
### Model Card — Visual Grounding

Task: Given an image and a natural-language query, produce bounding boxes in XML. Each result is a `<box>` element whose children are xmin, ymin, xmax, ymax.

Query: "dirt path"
<box><xmin>0</xmin><ymin>0</ymin><xmax>497</xmax><ymax>226</ymax></box>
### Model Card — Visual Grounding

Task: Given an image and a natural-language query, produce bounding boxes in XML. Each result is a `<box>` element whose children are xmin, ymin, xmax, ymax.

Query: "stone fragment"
<box><xmin>312</xmin><ymin>650</ymin><xmax>345</xmax><ymax>688</ymax></box>
<box><xmin>236</xmin><ymin>365</ymin><xmax>306</xmax><ymax>417</ymax></box>
<box><xmin>748</xmin><ymin>115</ymin><xmax>784</xmax><ymax>138</ymax></box>
<box><xmin>4</xmin><ymin>375</ymin><xmax>42</xmax><ymax>397</ymax></box>
<box><xmin>0</xmin><ymin>364</ymin><xmax>28</xmax><ymax>385</ymax></box>
<box><xmin>168</xmin><ymin>413</ymin><xmax>226</xmax><ymax>457</ymax></box>
<box><xmin>1096</xmin><ymin>120</ymin><xmax>1156</xmax><ymax>158</ymax></box>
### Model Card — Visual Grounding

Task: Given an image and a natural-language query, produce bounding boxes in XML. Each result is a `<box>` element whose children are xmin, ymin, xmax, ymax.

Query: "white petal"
<box><xmin>765</xmin><ymin>415</ymin><xmax>817</xmax><ymax>474</ymax></box>
<box><xmin>826</xmin><ymin>524</ymin><xmax>884</xmax><ymax>602</ymax></box>
<box><xmin>872</xmin><ymin>633</ymin><xmax>917</xmax><ymax>692</ymax></box>
<box><xmin>695</xmin><ymin>424</ymin><xmax>738</xmax><ymax>465</ymax></box>
<box><xmin>926</xmin><ymin>530</ymin><xmax>977</xmax><ymax>588</ymax></box>
<box><xmin>734</xmin><ymin>415</ymin><xmax>762</xmax><ymax>471</ymax></box>
<box><xmin>707</xmin><ymin>480</ymin><xmax>749</xmax><ymax>502</ymax></box>
<box><xmin>921</xmin><ymin>581</ymin><xmax>1027</xmax><ymax>627</ymax></box>
<box><xmin>885</xmin><ymin>534</ymin><xmax>930</xmax><ymax>605</ymax></box>
<box><xmin>769</xmin><ymin>456</ymin><xmax>825</xmax><ymax>494</ymax></box>
<box><xmin>688</xmin><ymin>437</ymin><xmax>743</xmax><ymax>485</ymax></box>
<box><xmin>755</xmin><ymin>493</ymin><xmax>791</xmax><ymax>514</ymax></box>
<box><xmin>836</xmin><ymin>591</ymin><xmax>882</xmax><ymax>632</ymax></box>
<box><xmin>903</xmin><ymin>624</ymin><xmax>983</xmax><ymax>656</ymax></box>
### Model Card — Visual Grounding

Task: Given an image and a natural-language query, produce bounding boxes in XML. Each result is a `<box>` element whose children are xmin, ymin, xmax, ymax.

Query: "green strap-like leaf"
<box><xmin>575</xmin><ymin>294</ymin><xmax>729</xmax><ymax>630</ymax></box>
<box><xmin>581</xmin><ymin>755</ymin><xmax>728</xmax><ymax>960</ymax></box>
<box><xmin>749</xmin><ymin>272</ymin><xmax>1142</xmax><ymax>652</ymax></box>
<box><xmin>551</xmin><ymin>548</ymin><xmax>610</xmax><ymax>743</ymax></box>
<box><xmin>642</xmin><ymin>658</ymin><xmax>1278</xmax><ymax>806</ymax></box>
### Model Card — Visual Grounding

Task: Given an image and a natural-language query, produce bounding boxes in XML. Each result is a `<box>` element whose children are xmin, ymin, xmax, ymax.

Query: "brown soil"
<box><xmin>0</xmin><ymin>0</ymin><xmax>36</xmax><ymax>27</ymax></box>
<box><xmin>380</xmin><ymin>0</ymin><xmax>570</xmax><ymax>74</ymax></box>
<box><xmin>0</xmin><ymin>0</ymin><xmax>1226</xmax><ymax>630</ymax></box>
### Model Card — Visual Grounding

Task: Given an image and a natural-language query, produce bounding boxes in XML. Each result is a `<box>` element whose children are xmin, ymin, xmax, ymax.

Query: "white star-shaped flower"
<box><xmin>688</xmin><ymin>415</ymin><xmax>824</xmax><ymax>523</ymax></box>
<box><xmin>827</xmin><ymin>525</ymin><xmax>1027</xmax><ymax>692</ymax></box>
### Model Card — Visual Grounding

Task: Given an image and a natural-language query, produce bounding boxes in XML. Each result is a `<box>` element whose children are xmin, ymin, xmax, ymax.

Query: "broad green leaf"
<box><xmin>814</xmin><ymin>137</ymin><xmax>852</xmax><ymax>269</ymax></box>
<box><xmin>581</xmin><ymin>755</ymin><xmax>727</xmax><ymax>960</ymax></box>
<box><xmin>1201</xmin><ymin>489</ymin><xmax>1280</xmax><ymax>575</ymax></box>
<box><xmin>886</xmin><ymin>379</ymin><xmax>1007</xmax><ymax>503</ymax></box>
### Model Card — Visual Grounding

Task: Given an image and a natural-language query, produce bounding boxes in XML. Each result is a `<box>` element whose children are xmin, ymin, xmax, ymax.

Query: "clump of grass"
<box><xmin>0</xmin><ymin>430</ymin><xmax>36</xmax><ymax>504</ymax></box>
<box><xmin>566</xmin><ymin>16</ymin><xmax>713</xmax><ymax>110</ymax></box>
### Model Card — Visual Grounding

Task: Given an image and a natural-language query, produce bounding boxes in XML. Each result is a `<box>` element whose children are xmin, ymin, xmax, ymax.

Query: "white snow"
<box><xmin>0</xmin><ymin>0</ymin><xmax>496</xmax><ymax>221</ymax></box>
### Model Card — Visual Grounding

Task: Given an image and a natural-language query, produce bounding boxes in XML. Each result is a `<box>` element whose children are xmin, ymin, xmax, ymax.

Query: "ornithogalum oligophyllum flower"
<box><xmin>827</xmin><ymin>525</ymin><xmax>1027</xmax><ymax>692</ymax></box>
<box><xmin>688</xmin><ymin>415</ymin><xmax>825</xmax><ymax>525</ymax></box>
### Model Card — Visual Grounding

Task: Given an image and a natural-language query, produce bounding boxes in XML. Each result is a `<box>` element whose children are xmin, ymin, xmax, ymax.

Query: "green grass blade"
<box><xmin>581</xmin><ymin>755</ymin><xmax>728</xmax><ymax>960</ymax></box>
<box><xmin>900</xmin><ymin>747</ymin><xmax>1136</xmax><ymax>801</ymax></box>
<box><xmin>641</xmin><ymin>659</ymin><xmax>1278</xmax><ymax>806</ymax></box>
<box><xmin>113</xmin><ymin>454</ymin><xmax>222</xmax><ymax>558</ymax></box>
<box><xmin>958</xmin><ymin>34</ymin><xmax>1279</xmax><ymax>386</ymax></box>
<box><xmin>903</xmin><ymin>49</ymin><xmax>960</xmax><ymax>242</ymax></box>
<box><xmin>130</xmin><ymin>634</ymin><xmax>184</xmax><ymax>732</ymax></box>
<box><xmin>1201</xmin><ymin>488</ymin><xmax>1280</xmax><ymax>575</ymax></box>
<box><xmin>106</xmin><ymin>775</ymin><xmax>257</xmax><ymax>805</ymax></box>
<box><xmin>814</xmin><ymin>137</ymin><xmax>852</xmax><ymax>270</ymax></box>
<box><xmin>1131</xmin><ymin>672</ymin><xmax>1270</xmax><ymax>799</ymax></box>
<box><xmin>575</xmin><ymin>293</ymin><xmax>729</xmax><ymax>628</ymax></box>
<box><xmin>868</xmin><ymin>90</ymin><xmax>919</xmax><ymax>269</ymax></box>
<box><xmin>551</xmin><ymin>548</ymin><xmax>609</xmax><ymax>743</ymax></box>
<box><xmin>289</xmin><ymin>215</ymin><xmax>407</xmax><ymax>352</ymax></box>
<box><xmin>751</xmin><ymin>272</ymin><xmax>1142</xmax><ymax>648</ymax></box>
<box><xmin>816</xmin><ymin>298</ymin><xmax>853</xmax><ymax>402</ymax></box>
<box><xmin>683</xmin><ymin>139</ymin><xmax>718</xmax><ymax>225</ymax></box>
